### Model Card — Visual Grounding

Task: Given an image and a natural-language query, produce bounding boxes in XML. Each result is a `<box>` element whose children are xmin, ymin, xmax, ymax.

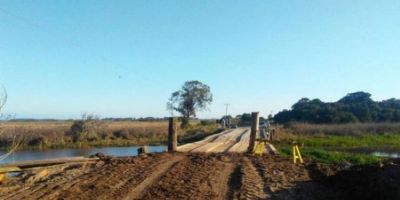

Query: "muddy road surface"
<box><xmin>0</xmin><ymin>153</ymin><xmax>315</xmax><ymax>200</ymax></box>
<box><xmin>1</xmin><ymin>153</ymin><xmax>400</xmax><ymax>200</ymax></box>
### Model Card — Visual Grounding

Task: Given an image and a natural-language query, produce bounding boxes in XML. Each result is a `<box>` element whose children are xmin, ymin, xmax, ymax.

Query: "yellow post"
<box><xmin>295</xmin><ymin>145</ymin><xmax>303</xmax><ymax>163</ymax></box>
<box><xmin>254</xmin><ymin>141</ymin><xmax>264</xmax><ymax>156</ymax></box>
<box><xmin>292</xmin><ymin>145</ymin><xmax>296</xmax><ymax>163</ymax></box>
<box><xmin>0</xmin><ymin>174</ymin><xmax>5</xmax><ymax>183</ymax></box>
<box><xmin>292</xmin><ymin>145</ymin><xmax>304</xmax><ymax>164</ymax></box>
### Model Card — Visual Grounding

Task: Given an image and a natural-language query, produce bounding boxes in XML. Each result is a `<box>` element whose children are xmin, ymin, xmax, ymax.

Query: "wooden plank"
<box><xmin>0</xmin><ymin>166</ymin><xmax>22</xmax><ymax>173</ymax></box>
<box><xmin>0</xmin><ymin>156</ymin><xmax>99</xmax><ymax>169</ymax></box>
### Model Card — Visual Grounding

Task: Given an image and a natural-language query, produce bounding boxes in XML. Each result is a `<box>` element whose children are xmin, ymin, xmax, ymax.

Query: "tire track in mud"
<box><xmin>251</xmin><ymin>156</ymin><xmax>313</xmax><ymax>200</ymax></box>
<box><xmin>138</xmin><ymin>154</ymin><xmax>236</xmax><ymax>200</ymax></box>
<box><xmin>0</xmin><ymin>153</ymin><xmax>176</xmax><ymax>200</ymax></box>
<box><xmin>237</xmin><ymin>157</ymin><xmax>269</xmax><ymax>200</ymax></box>
<box><xmin>57</xmin><ymin>153</ymin><xmax>176</xmax><ymax>200</ymax></box>
<box><xmin>119</xmin><ymin>155</ymin><xmax>185</xmax><ymax>200</ymax></box>
<box><xmin>1</xmin><ymin>163</ymin><xmax>96</xmax><ymax>200</ymax></box>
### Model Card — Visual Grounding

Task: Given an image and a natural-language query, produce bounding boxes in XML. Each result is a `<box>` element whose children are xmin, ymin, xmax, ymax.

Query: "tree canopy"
<box><xmin>274</xmin><ymin>92</ymin><xmax>400</xmax><ymax>124</ymax></box>
<box><xmin>167</xmin><ymin>80</ymin><xmax>213</xmax><ymax>127</ymax></box>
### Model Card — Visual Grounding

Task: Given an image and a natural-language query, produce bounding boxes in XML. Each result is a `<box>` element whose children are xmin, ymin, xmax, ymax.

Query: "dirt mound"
<box><xmin>321</xmin><ymin>159</ymin><xmax>400</xmax><ymax>200</ymax></box>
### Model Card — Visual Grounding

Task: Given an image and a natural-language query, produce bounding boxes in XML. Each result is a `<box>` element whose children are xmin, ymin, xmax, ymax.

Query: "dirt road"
<box><xmin>0</xmin><ymin>153</ymin><xmax>321</xmax><ymax>200</ymax></box>
<box><xmin>0</xmin><ymin>130</ymin><xmax>314</xmax><ymax>200</ymax></box>
<box><xmin>1</xmin><ymin>152</ymin><xmax>400</xmax><ymax>200</ymax></box>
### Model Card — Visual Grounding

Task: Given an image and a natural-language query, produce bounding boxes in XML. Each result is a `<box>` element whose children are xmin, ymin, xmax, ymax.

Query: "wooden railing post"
<box><xmin>168</xmin><ymin>117</ymin><xmax>178</xmax><ymax>152</ymax></box>
<box><xmin>248</xmin><ymin>112</ymin><xmax>259</xmax><ymax>153</ymax></box>
<box><xmin>137</xmin><ymin>146</ymin><xmax>148</xmax><ymax>155</ymax></box>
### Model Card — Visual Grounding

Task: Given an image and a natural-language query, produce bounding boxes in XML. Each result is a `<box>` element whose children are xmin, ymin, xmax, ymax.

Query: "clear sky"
<box><xmin>0</xmin><ymin>0</ymin><xmax>399</xmax><ymax>119</ymax></box>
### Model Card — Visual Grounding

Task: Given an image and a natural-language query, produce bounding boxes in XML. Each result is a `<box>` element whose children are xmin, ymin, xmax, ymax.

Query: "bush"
<box><xmin>70</xmin><ymin>120</ymin><xmax>85</xmax><ymax>142</ymax></box>
<box><xmin>69</xmin><ymin>114</ymin><xmax>104</xmax><ymax>142</ymax></box>
<box><xmin>113</xmin><ymin>129</ymin><xmax>129</xmax><ymax>139</ymax></box>
<box><xmin>200</xmin><ymin>120</ymin><xmax>215</xmax><ymax>126</ymax></box>
<box><xmin>27</xmin><ymin>135</ymin><xmax>46</xmax><ymax>146</ymax></box>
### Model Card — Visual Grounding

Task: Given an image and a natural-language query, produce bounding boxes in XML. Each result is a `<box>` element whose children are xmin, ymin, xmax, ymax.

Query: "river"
<box><xmin>1</xmin><ymin>146</ymin><xmax>398</xmax><ymax>165</ymax></box>
<box><xmin>0</xmin><ymin>145</ymin><xmax>167</xmax><ymax>164</ymax></box>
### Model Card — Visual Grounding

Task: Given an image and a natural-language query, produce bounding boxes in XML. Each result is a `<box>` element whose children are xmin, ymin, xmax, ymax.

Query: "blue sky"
<box><xmin>0</xmin><ymin>0</ymin><xmax>399</xmax><ymax>119</ymax></box>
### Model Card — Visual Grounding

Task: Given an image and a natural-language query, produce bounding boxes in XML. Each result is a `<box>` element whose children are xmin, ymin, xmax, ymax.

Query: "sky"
<box><xmin>0</xmin><ymin>0</ymin><xmax>400</xmax><ymax>119</ymax></box>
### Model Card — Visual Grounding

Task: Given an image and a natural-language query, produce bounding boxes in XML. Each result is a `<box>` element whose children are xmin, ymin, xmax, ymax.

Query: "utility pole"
<box><xmin>224</xmin><ymin>104</ymin><xmax>230</xmax><ymax>117</ymax></box>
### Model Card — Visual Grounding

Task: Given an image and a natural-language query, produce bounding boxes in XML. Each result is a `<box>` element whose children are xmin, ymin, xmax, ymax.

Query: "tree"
<box><xmin>338</xmin><ymin>91</ymin><xmax>372</xmax><ymax>104</ymax></box>
<box><xmin>0</xmin><ymin>87</ymin><xmax>6</xmax><ymax>115</ymax></box>
<box><xmin>167</xmin><ymin>81</ymin><xmax>213</xmax><ymax>128</ymax></box>
<box><xmin>0</xmin><ymin>87</ymin><xmax>7</xmax><ymax>137</ymax></box>
<box><xmin>273</xmin><ymin>91</ymin><xmax>400</xmax><ymax>124</ymax></box>
<box><xmin>0</xmin><ymin>87</ymin><xmax>23</xmax><ymax>161</ymax></box>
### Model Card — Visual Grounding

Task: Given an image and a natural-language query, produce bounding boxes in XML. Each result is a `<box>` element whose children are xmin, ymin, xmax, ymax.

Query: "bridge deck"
<box><xmin>177</xmin><ymin>128</ymin><xmax>252</xmax><ymax>153</ymax></box>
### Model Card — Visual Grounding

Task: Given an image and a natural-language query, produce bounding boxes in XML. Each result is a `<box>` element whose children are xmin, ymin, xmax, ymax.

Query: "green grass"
<box><xmin>279</xmin><ymin>146</ymin><xmax>382</xmax><ymax>165</ymax></box>
<box><xmin>292</xmin><ymin>134</ymin><xmax>400</xmax><ymax>149</ymax></box>
<box><xmin>273</xmin><ymin>133</ymin><xmax>396</xmax><ymax>165</ymax></box>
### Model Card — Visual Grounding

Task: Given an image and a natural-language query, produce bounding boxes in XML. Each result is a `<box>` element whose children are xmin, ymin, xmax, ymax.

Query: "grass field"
<box><xmin>278</xmin><ymin>147</ymin><xmax>383</xmax><ymax>165</ymax></box>
<box><xmin>287</xmin><ymin>122</ymin><xmax>400</xmax><ymax>135</ymax></box>
<box><xmin>0</xmin><ymin>120</ymin><xmax>154</xmax><ymax>149</ymax></box>
<box><xmin>271</xmin><ymin>122</ymin><xmax>400</xmax><ymax>165</ymax></box>
<box><xmin>0</xmin><ymin>120</ymin><xmax>221</xmax><ymax>150</ymax></box>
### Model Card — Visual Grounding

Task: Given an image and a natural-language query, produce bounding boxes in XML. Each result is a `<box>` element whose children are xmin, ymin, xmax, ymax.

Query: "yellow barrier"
<box><xmin>254</xmin><ymin>142</ymin><xmax>265</xmax><ymax>156</ymax></box>
<box><xmin>292</xmin><ymin>145</ymin><xmax>304</xmax><ymax>164</ymax></box>
<box><xmin>253</xmin><ymin>139</ymin><xmax>267</xmax><ymax>156</ymax></box>
<box><xmin>0</xmin><ymin>174</ymin><xmax>5</xmax><ymax>183</ymax></box>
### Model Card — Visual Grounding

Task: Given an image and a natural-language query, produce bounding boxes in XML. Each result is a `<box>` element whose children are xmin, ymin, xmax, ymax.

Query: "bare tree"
<box><xmin>0</xmin><ymin>87</ymin><xmax>7</xmax><ymax>136</ymax></box>
<box><xmin>0</xmin><ymin>86</ymin><xmax>7</xmax><ymax>115</ymax></box>
<box><xmin>0</xmin><ymin>87</ymin><xmax>23</xmax><ymax>161</ymax></box>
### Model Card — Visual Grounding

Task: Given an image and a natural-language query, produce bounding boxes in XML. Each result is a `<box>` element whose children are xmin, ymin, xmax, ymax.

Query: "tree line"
<box><xmin>274</xmin><ymin>92</ymin><xmax>400</xmax><ymax>124</ymax></box>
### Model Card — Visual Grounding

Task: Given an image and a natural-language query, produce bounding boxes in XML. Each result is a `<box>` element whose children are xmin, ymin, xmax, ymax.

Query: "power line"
<box><xmin>224</xmin><ymin>104</ymin><xmax>230</xmax><ymax>117</ymax></box>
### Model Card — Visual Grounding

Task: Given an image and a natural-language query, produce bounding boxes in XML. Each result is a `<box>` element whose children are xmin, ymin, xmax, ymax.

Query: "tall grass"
<box><xmin>0</xmin><ymin>120</ymin><xmax>168</xmax><ymax>149</ymax></box>
<box><xmin>295</xmin><ymin>134</ymin><xmax>400</xmax><ymax>148</ymax></box>
<box><xmin>0</xmin><ymin>120</ymin><xmax>221</xmax><ymax>150</ymax></box>
<box><xmin>271</xmin><ymin>123</ymin><xmax>400</xmax><ymax>165</ymax></box>
<box><xmin>288</xmin><ymin>122</ymin><xmax>400</xmax><ymax>135</ymax></box>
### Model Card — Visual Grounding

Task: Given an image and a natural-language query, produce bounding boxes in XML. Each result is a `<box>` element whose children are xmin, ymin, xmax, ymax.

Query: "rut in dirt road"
<box><xmin>237</xmin><ymin>157</ymin><xmax>270</xmax><ymax>199</ymax></box>
<box><xmin>138</xmin><ymin>154</ymin><xmax>238</xmax><ymax>200</ymax></box>
<box><xmin>121</xmin><ymin>155</ymin><xmax>185</xmax><ymax>200</ymax></box>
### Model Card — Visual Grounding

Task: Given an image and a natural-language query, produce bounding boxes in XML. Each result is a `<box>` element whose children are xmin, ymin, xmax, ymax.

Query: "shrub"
<box><xmin>200</xmin><ymin>120</ymin><xmax>215</xmax><ymax>126</ymax></box>
<box><xmin>27</xmin><ymin>135</ymin><xmax>46</xmax><ymax>146</ymax></box>
<box><xmin>113</xmin><ymin>129</ymin><xmax>129</xmax><ymax>139</ymax></box>
<box><xmin>69</xmin><ymin>114</ymin><xmax>104</xmax><ymax>142</ymax></box>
